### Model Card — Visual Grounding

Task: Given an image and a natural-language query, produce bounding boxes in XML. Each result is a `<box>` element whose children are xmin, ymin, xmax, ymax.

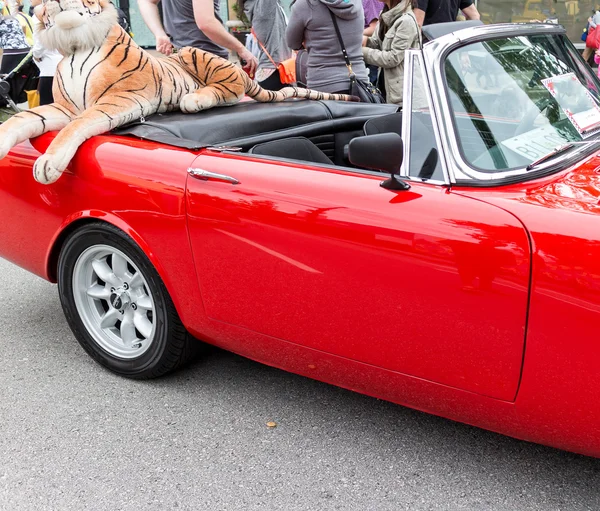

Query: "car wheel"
<box><xmin>58</xmin><ymin>222</ymin><xmax>197</xmax><ymax>379</ymax></box>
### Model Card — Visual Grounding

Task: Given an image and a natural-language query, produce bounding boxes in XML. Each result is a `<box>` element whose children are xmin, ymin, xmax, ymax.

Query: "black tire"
<box><xmin>58</xmin><ymin>222</ymin><xmax>197</xmax><ymax>379</ymax></box>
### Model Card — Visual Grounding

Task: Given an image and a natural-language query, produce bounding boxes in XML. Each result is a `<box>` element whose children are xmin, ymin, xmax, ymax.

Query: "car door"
<box><xmin>185</xmin><ymin>151</ymin><xmax>530</xmax><ymax>401</ymax></box>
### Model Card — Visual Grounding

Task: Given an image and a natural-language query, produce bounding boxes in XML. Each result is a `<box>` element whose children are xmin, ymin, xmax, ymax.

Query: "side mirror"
<box><xmin>348</xmin><ymin>133</ymin><xmax>410</xmax><ymax>190</ymax></box>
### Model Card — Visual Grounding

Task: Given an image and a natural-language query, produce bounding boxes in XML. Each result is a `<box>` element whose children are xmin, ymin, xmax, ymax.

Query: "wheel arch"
<box><xmin>46</xmin><ymin>211</ymin><xmax>165</xmax><ymax>284</ymax></box>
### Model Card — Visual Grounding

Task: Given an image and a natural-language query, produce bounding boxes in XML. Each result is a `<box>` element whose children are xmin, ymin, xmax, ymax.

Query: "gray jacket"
<box><xmin>245</xmin><ymin>0</ymin><xmax>291</xmax><ymax>71</ymax></box>
<box><xmin>286</xmin><ymin>0</ymin><xmax>368</xmax><ymax>93</ymax></box>
<box><xmin>363</xmin><ymin>0</ymin><xmax>420</xmax><ymax>105</ymax></box>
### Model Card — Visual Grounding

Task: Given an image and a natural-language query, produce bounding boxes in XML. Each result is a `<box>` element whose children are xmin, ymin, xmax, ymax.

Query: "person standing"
<box><xmin>414</xmin><ymin>0</ymin><xmax>480</xmax><ymax>27</ymax></box>
<box><xmin>30</xmin><ymin>0</ymin><xmax>61</xmax><ymax>105</ymax></box>
<box><xmin>363</xmin><ymin>0</ymin><xmax>383</xmax><ymax>36</ymax></box>
<box><xmin>583</xmin><ymin>10</ymin><xmax>600</xmax><ymax>64</ymax></box>
<box><xmin>138</xmin><ymin>0</ymin><xmax>258</xmax><ymax>75</ymax></box>
<box><xmin>13</xmin><ymin>0</ymin><xmax>33</xmax><ymax>46</ymax></box>
<box><xmin>0</xmin><ymin>3</ymin><xmax>28</xmax><ymax>52</ymax></box>
<box><xmin>362</xmin><ymin>0</ymin><xmax>383</xmax><ymax>83</ymax></box>
<box><xmin>286</xmin><ymin>0</ymin><xmax>369</xmax><ymax>94</ymax></box>
<box><xmin>240</xmin><ymin>0</ymin><xmax>291</xmax><ymax>90</ymax></box>
<box><xmin>0</xmin><ymin>1</ymin><xmax>29</xmax><ymax>76</ymax></box>
<box><xmin>362</xmin><ymin>0</ymin><xmax>420</xmax><ymax>105</ymax></box>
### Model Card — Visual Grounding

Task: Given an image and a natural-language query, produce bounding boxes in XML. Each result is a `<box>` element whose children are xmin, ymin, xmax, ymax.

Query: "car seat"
<box><xmin>363</xmin><ymin>112</ymin><xmax>402</xmax><ymax>137</ymax></box>
<box><xmin>249</xmin><ymin>136</ymin><xmax>333</xmax><ymax>165</ymax></box>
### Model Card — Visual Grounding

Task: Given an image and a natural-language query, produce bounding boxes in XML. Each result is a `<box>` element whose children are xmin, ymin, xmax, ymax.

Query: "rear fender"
<box><xmin>45</xmin><ymin>209</ymin><xmax>207</xmax><ymax>337</ymax></box>
<box><xmin>46</xmin><ymin>210</ymin><xmax>165</xmax><ymax>283</ymax></box>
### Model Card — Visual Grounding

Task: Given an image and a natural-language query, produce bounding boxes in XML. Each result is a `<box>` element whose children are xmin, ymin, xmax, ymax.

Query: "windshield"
<box><xmin>444</xmin><ymin>34</ymin><xmax>600</xmax><ymax>173</ymax></box>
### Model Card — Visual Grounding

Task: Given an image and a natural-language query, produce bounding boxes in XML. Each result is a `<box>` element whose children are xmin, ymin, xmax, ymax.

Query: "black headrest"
<box><xmin>422</xmin><ymin>20</ymin><xmax>484</xmax><ymax>41</ymax></box>
<box><xmin>363</xmin><ymin>113</ymin><xmax>403</xmax><ymax>137</ymax></box>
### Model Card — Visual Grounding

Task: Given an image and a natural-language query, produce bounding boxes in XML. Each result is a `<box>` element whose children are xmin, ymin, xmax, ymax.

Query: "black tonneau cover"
<box><xmin>113</xmin><ymin>100</ymin><xmax>398</xmax><ymax>150</ymax></box>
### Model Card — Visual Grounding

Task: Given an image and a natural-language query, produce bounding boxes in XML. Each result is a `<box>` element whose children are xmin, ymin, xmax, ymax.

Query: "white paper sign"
<box><xmin>541</xmin><ymin>73</ymin><xmax>600</xmax><ymax>136</ymax></box>
<box><xmin>501</xmin><ymin>124</ymin><xmax>570</xmax><ymax>160</ymax></box>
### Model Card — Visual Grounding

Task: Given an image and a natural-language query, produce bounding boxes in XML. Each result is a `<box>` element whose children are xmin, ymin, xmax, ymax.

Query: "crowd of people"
<box><xmin>0</xmin><ymin>0</ymin><xmax>482</xmax><ymax>107</ymax></box>
<box><xmin>1</xmin><ymin>0</ymin><xmax>63</xmax><ymax>105</ymax></box>
<box><xmin>582</xmin><ymin>8</ymin><xmax>600</xmax><ymax>80</ymax></box>
<box><xmin>137</xmin><ymin>0</ymin><xmax>481</xmax><ymax>104</ymax></box>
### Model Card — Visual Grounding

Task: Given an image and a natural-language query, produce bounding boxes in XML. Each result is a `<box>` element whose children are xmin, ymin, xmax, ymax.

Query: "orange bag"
<box><xmin>276</xmin><ymin>55</ymin><xmax>297</xmax><ymax>84</ymax></box>
<box><xmin>251</xmin><ymin>29</ymin><xmax>296</xmax><ymax>84</ymax></box>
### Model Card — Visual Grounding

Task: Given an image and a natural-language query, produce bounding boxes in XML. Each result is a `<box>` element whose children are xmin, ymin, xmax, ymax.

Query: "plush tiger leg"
<box><xmin>33</xmin><ymin>98</ymin><xmax>140</xmax><ymax>184</ymax></box>
<box><xmin>0</xmin><ymin>104</ymin><xmax>73</xmax><ymax>161</ymax></box>
<box><xmin>175</xmin><ymin>48</ymin><xmax>246</xmax><ymax>113</ymax></box>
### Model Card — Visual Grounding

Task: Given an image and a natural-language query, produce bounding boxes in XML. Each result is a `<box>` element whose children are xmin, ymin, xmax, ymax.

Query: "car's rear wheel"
<box><xmin>58</xmin><ymin>222</ymin><xmax>197</xmax><ymax>378</ymax></box>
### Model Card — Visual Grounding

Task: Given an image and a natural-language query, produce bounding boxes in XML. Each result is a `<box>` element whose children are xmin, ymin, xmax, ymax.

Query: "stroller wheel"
<box><xmin>0</xmin><ymin>80</ymin><xmax>9</xmax><ymax>95</ymax></box>
<box><xmin>0</xmin><ymin>79</ymin><xmax>22</xmax><ymax>114</ymax></box>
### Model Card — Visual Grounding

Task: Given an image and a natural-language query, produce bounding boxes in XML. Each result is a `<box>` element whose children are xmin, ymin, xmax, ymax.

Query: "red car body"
<box><xmin>1</xmin><ymin>127</ymin><xmax>600</xmax><ymax>457</ymax></box>
<box><xmin>3</xmin><ymin>21</ymin><xmax>600</xmax><ymax>457</ymax></box>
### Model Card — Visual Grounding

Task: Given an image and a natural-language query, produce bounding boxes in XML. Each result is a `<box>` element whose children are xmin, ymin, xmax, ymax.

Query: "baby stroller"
<box><xmin>0</xmin><ymin>49</ymin><xmax>40</xmax><ymax>114</ymax></box>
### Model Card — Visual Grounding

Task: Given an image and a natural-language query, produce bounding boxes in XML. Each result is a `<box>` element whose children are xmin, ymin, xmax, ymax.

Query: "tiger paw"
<box><xmin>180</xmin><ymin>93</ymin><xmax>215</xmax><ymax>113</ymax></box>
<box><xmin>33</xmin><ymin>155</ymin><xmax>63</xmax><ymax>184</ymax></box>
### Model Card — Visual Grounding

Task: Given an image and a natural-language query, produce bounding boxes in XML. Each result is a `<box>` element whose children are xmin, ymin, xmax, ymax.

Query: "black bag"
<box><xmin>329</xmin><ymin>11</ymin><xmax>385</xmax><ymax>103</ymax></box>
<box><xmin>349</xmin><ymin>72</ymin><xmax>385</xmax><ymax>103</ymax></box>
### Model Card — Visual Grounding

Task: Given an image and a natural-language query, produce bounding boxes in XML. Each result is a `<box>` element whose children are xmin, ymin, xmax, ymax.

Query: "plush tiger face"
<box><xmin>35</xmin><ymin>0</ymin><xmax>117</xmax><ymax>55</ymax></box>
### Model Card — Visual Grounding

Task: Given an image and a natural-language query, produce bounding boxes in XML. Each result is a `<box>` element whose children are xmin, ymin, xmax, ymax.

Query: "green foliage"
<box><xmin>231</xmin><ymin>3</ymin><xmax>251</xmax><ymax>29</ymax></box>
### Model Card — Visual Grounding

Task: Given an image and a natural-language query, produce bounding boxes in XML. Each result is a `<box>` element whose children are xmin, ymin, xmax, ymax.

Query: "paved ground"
<box><xmin>1</xmin><ymin>257</ymin><xmax>600</xmax><ymax>511</ymax></box>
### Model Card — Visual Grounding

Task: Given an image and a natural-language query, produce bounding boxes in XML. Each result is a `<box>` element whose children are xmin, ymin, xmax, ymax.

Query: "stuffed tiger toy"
<box><xmin>0</xmin><ymin>0</ymin><xmax>356</xmax><ymax>184</ymax></box>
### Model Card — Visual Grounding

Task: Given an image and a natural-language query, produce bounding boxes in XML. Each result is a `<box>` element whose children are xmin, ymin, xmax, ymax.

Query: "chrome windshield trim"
<box><xmin>405</xmin><ymin>176</ymin><xmax>448</xmax><ymax>186</ymax></box>
<box><xmin>401</xmin><ymin>50</ymin><xmax>451</xmax><ymax>185</ymax></box>
<box><xmin>423</xmin><ymin>22</ymin><xmax>566</xmax><ymax>55</ymax></box>
<box><xmin>400</xmin><ymin>51</ymin><xmax>415</xmax><ymax>178</ymax></box>
<box><xmin>421</xmin><ymin>22</ymin><xmax>593</xmax><ymax>183</ymax></box>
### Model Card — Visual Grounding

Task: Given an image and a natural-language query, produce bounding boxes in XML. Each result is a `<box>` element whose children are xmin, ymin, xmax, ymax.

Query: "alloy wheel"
<box><xmin>72</xmin><ymin>244</ymin><xmax>156</xmax><ymax>359</ymax></box>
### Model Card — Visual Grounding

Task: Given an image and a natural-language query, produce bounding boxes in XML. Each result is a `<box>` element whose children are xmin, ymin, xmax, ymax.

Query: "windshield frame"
<box><xmin>422</xmin><ymin>23</ymin><xmax>600</xmax><ymax>184</ymax></box>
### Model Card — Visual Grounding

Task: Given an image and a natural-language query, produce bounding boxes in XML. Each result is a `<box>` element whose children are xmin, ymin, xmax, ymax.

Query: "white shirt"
<box><xmin>32</xmin><ymin>22</ymin><xmax>61</xmax><ymax>77</ymax></box>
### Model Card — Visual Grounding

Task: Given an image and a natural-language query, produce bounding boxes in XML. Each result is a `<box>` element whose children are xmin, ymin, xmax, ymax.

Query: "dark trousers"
<box><xmin>367</xmin><ymin>64</ymin><xmax>379</xmax><ymax>85</ymax></box>
<box><xmin>258</xmin><ymin>71</ymin><xmax>284</xmax><ymax>91</ymax></box>
<box><xmin>38</xmin><ymin>77</ymin><xmax>54</xmax><ymax>105</ymax></box>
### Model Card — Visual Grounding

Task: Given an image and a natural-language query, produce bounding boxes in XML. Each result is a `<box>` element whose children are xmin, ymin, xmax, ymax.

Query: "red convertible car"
<box><xmin>2</xmin><ymin>21</ymin><xmax>600</xmax><ymax>457</ymax></box>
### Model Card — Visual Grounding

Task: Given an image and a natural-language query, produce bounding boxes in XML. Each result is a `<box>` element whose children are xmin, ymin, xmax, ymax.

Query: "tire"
<box><xmin>57</xmin><ymin>222</ymin><xmax>197</xmax><ymax>379</ymax></box>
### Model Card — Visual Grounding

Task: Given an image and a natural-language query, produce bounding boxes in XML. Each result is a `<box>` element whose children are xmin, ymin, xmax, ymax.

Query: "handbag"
<box><xmin>251</xmin><ymin>29</ymin><xmax>296</xmax><ymax>84</ymax></box>
<box><xmin>582</xmin><ymin>22</ymin><xmax>589</xmax><ymax>42</ymax></box>
<box><xmin>329</xmin><ymin>11</ymin><xmax>385</xmax><ymax>103</ymax></box>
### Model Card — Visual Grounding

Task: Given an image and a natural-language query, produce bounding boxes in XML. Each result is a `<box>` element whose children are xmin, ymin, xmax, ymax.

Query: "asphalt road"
<box><xmin>1</xmin><ymin>257</ymin><xmax>599</xmax><ymax>511</ymax></box>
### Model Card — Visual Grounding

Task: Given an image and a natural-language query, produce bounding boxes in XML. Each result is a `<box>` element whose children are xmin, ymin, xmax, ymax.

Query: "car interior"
<box><xmin>115</xmin><ymin>100</ymin><xmax>444</xmax><ymax>182</ymax></box>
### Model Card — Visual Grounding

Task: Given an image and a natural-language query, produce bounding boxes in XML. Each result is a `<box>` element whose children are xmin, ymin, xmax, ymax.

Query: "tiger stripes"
<box><xmin>0</xmin><ymin>0</ymin><xmax>357</xmax><ymax>184</ymax></box>
<box><xmin>174</xmin><ymin>47</ymin><xmax>355</xmax><ymax>106</ymax></box>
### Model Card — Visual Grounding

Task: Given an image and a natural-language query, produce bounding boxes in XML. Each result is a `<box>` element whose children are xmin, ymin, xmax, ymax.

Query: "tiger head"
<box><xmin>35</xmin><ymin>0</ymin><xmax>118</xmax><ymax>55</ymax></box>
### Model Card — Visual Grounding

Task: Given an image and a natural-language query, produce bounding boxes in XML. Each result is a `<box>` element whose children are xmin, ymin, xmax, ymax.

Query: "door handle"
<box><xmin>187</xmin><ymin>168</ymin><xmax>239</xmax><ymax>185</ymax></box>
